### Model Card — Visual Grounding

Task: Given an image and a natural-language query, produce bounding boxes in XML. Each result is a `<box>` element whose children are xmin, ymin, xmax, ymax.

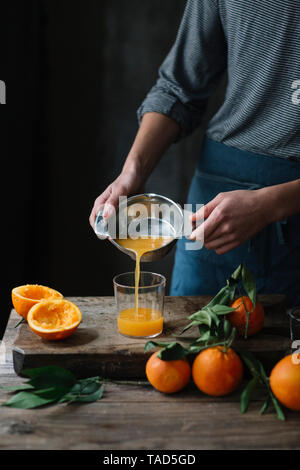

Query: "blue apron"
<box><xmin>170</xmin><ymin>137</ymin><xmax>300</xmax><ymax>307</ymax></box>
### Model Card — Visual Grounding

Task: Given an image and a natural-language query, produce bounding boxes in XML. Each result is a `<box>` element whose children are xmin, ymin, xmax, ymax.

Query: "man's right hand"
<box><xmin>89</xmin><ymin>169</ymin><xmax>144</xmax><ymax>229</ymax></box>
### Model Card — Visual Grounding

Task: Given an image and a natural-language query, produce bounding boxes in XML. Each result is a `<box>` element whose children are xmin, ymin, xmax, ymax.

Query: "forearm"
<box><xmin>121</xmin><ymin>112</ymin><xmax>180</xmax><ymax>182</ymax></box>
<box><xmin>258</xmin><ymin>179</ymin><xmax>300</xmax><ymax>223</ymax></box>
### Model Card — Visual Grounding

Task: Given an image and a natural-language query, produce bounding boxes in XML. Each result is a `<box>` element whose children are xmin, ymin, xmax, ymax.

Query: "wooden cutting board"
<box><xmin>11</xmin><ymin>295</ymin><xmax>291</xmax><ymax>378</ymax></box>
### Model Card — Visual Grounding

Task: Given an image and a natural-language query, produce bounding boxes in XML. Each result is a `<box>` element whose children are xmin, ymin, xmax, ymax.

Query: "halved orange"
<box><xmin>12</xmin><ymin>284</ymin><xmax>63</xmax><ymax>319</ymax></box>
<box><xmin>27</xmin><ymin>298</ymin><xmax>82</xmax><ymax>340</ymax></box>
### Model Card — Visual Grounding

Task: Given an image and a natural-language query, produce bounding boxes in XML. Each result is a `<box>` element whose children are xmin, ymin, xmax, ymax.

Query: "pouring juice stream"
<box><xmin>94</xmin><ymin>194</ymin><xmax>183</xmax><ymax>337</ymax></box>
<box><xmin>115</xmin><ymin>236</ymin><xmax>171</xmax><ymax>336</ymax></box>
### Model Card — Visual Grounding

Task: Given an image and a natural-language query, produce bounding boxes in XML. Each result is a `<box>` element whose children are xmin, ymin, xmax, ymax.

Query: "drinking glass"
<box><xmin>113</xmin><ymin>272</ymin><xmax>165</xmax><ymax>338</ymax></box>
<box><xmin>287</xmin><ymin>306</ymin><xmax>300</xmax><ymax>341</ymax></box>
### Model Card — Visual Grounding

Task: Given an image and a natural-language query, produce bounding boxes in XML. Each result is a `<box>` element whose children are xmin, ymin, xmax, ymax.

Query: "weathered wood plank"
<box><xmin>11</xmin><ymin>295</ymin><xmax>290</xmax><ymax>378</ymax></box>
<box><xmin>1</xmin><ymin>301</ymin><xmax>300</xmax><ymax>451</ymax></box>
<box><xmin>0</xmin><ymin>397</ymin><xmax>299</xmax><ymax>450</ymax></box>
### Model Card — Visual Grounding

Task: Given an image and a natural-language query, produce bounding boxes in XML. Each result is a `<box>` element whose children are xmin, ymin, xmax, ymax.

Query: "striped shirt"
<box><xmin>137</xmin><ymin>0</ymin><xmax>300</xmax><ymax>160</ymax></box>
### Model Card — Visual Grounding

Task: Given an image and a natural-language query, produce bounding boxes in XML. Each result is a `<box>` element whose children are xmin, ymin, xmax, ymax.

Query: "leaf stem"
<box><xmin>222</xmin><ymin>327</ymin><xmax>236</xmax><ymax>353</ymax></box>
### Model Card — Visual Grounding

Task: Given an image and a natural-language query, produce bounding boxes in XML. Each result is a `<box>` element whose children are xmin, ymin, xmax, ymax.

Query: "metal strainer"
<box><xmin>94</xmin><ymin>193</ymin><xmax>183</xmax><ymax>262</ymax></box>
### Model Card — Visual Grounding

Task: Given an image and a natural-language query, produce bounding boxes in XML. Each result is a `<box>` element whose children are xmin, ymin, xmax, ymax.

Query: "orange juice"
<box><xmin>117</xmin><ymin>307</ymin><xmax>163</xmax><ymax>337</ymax></box>
<box><xmin>115</xmin><ymin>236</ymin><xmax>171</xmax><ymax>337</ymax></box>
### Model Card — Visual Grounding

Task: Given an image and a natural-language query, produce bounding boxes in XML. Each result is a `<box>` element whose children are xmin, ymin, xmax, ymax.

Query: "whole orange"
<box><xmin>145</xmin><ymin>352</ymin><xmax>191</xmax><ymax>394</ymax></box>
<box><xmin>270</xmin><ymin>354</ymin><xmax>300</xmax><ymax>411</ymax></box>
<box><xmin>192</xmin><ymin>346</ymin><xmax>243</xmax><ymax>396</ymax></box>
<box><xmin>229</xmin><ymin>296</ymin><xmax>264</xmax><ymax>337</ymax></box>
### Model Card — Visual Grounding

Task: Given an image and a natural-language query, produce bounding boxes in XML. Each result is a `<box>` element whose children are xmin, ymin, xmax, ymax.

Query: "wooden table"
<box><xmin>1</xmin><ymin>296</ymin><xmax>300</xmax><ymax>450</ymax></box>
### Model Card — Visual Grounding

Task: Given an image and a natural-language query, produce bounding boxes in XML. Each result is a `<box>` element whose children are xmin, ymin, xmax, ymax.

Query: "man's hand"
<box><xmin>189</xmin><ymin>189</ymin><xmax>272</xmax><ymax>255</ymax></box>
<box><xmin>89</xmin><ymin>169</ymin><xmax>144</xmax><ymax>228</ymax></box>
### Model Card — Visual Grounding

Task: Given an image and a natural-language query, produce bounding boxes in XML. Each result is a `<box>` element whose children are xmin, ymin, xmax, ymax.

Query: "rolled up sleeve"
<box><xmin>137</xmin><ymin>0</ymin><xmax>227</xmax><ymax>140</ymax></box>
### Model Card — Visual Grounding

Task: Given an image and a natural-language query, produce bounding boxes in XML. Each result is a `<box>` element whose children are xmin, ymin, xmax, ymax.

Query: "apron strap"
<box><xmin>276</xmin><ymin>219</ymin><xmax>288</xmax><ymax>245</ymax></box>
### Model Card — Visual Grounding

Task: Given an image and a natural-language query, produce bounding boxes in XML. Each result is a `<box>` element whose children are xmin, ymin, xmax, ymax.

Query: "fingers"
<box><xmin>102</xmin><ymin>190</ymin><xmax>123</xmax><ymax>218</ymax></box>
<box><xmin>205</xmin><ymin>234</ymin><xmax>236</xmax><ymax>250</ymax></box>
<box><xmin>190</xmin><ymin>197</ymin><xmax>218</xmax><ymax>223</ymax></box>
<box><xmin>214</xmin><ymin>242</ymin><xmax>238</xmax><ymax>255</ymax></box>
<box><xmin>89</xmin><ymin>187</ymin><xmax>111</xmax><ymax>228</ymax></box>
<box><xmin>204</xmin><ymin>219</ymin><xmax>233</xmax><ymax>243</ymax></box>
<box><xmin>189</xmin><ymin>205</ymin><xmax>223</xmax><ymax>242</ymax></box>
<box><xmin>189</xmin><ymin>196</ymin><xmax>221</xmax><ymax>240</ymax></box>
<box><xmin>189</xmin><ymin>225</ymin><xmax>239</xmax><ymax>254</ymax></box>
<box><xmin>188</xmin><ymin>220</ymin><xmax>204</xmax><ymax>243</ymax></box>
<box><xmin>189</xmin><ymin>193</ymin><xmax>238</xmax><ymax>254</ymax></box>
<box><xmin>89</xmin><ymin>181</ymin><xmax>129</xmax><ymax>229</ymax></box>
<box><xmin>89</xmin><ymin>201</ymin><xmax>105</xmax><ymax>228</ymax></box>
<box><xmin>190</xmin><ymin>205</ymin><xmax>205</xmax><ymax>223</ymax></box>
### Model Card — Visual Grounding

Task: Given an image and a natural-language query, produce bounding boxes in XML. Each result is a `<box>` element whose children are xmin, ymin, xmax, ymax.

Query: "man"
<box><xmin>90</xmin><ymin>0</ymin><xmax>300</xmax><ymax>306</ymax></box>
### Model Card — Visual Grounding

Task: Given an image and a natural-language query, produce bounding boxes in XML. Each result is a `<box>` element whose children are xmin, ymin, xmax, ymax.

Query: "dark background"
<box><xmin>3</xmin><ymin>0</ymin><xmax>225</xmax><ymax>338</ymax></box>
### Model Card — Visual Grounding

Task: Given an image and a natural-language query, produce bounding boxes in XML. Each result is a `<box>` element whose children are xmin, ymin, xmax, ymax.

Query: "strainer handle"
<box><xmin>94</xmin><ymin>210</ymin><xmax>110</xmax><ymax>239</ymax></box>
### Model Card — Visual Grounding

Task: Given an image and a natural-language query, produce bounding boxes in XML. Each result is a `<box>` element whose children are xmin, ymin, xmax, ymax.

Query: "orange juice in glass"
<box><xmin>113</xmin><ymin>272</ymin><xmax>165</xmax><ymax>338</ymax></box>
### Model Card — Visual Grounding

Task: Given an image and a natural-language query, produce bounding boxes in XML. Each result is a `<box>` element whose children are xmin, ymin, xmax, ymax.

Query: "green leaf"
<box><xmin>188</xmin><ymin>310</ymin><xmax>212</xmax><ymax>326</ymax></box>
<box><xmin>181</xmin><ymin>265</ymin><xmax>243</xmax><ymax>338</ymax></box>
<box><xmin>34</xmin><ymin>386</ymin><xmax>70</xmax><ymax>400</ymax></box>
<box><xmin>231</xmin><ymin>264</ymin><xmax>242</xmax><ymax>281</ymax></box>
<box><xmin>78</xmin><ymin>376</ymin><xmax>100</xmax><ymax>384</ymax></box>
<box><xmin>241</xmin><ymin>264</ymin><xmax>257</xmax><ymax>307</ymax></box>
<box><xmin>205</xmin><ymin>307</ymin><xmax>221</xmax><ymax>327</ymax></box>
<box><xmin>236</xmin><ymin>295</ymin><xmax>255</xmax><ymax>339</ymax></box>
<box><xmin>144</xmin><ymin>341</ymin><xmax>188</xmax><ymax>361</ymax></box>
<box><xmin>240</xmin><ymin>376</ymin><xmax>259</xmax><ymax>413</ymax></box>
<box><xmin>190</xmin><ymin>333</ymin><xmax>220</xmax><ymax>347</ymax></box>
<box><xmin>210</xmin><ymin>304</ymin><xmax>236</xmax><ymax>316</ymax></box>
<box><xmin>270</xmin><ymin>393</ymin><xmax>286</xmax><ymax>421</ymax></box>
<box><xmin>188</xmin><ymin>345</ymin><xmax>204</xmax><ymax>354</ymax></box>
<box><xmin>226</xmin><ymin>283</ymin><xmax>239</xmax><ymax>302</ymax></box>
<box><xmin>157</xmin><ymin>343</ymin><xmax>188</xmax><ymax>361</ymax></box>
<box><xmin>2</xmin><ymin>366</ymin><xmax>105</xmax><ymax>409</ymax></box>
<box><xmin>260</xmin><ymin>398</ymin><xmax>270</xmax><ymax>415</ymax></box>
<box><xmin>222</xmin><ymin>319</ymin><xmax>233</xmax><ymax>339</ymax></box>
<box><xmin>241</xmin><ymin>351</ymin><xmax>269</xmax><ymax>386</ymax></box>
<box><xmin>239</xmin><ymin>351</ymin><xmax>285</xmax><ymax>421</ymax></box>
<box><xmin>72</xmin><ymin>385</ymin><xmax>104</xmax><ymax>403</ymax></box>
<box><xmin>60</xmin><ymin>384</ymin><xmax>104</xmax><ymax>404</ymax></box>
<box><xmin>144</xmin><ymin>341</ymin><xmax>171</xmax><ymax>353</ymax></box>
<box><xmin>69</xmin><ymin>377</ymin><xmax>101</xmax><ymax>395</ymax></box>
<box><xmin>57</xmin><ymin>394</ymin><xmax>73</xmax><ymax>404</ymax></box>
<box><xmin>257</xmin><ymin>363</ymin><xmax>269</xmax><ymax>386</ymax></box>
<box><xmin>79</xmin><ymin>381</ymin><xmax>101</xmax><ymax>395</ymax></box>
<box><xmin>2</xmin><ymin>391</ymin><xmax>56</xmax><ymax>409</ymax></box>
<box><xmin>197</xmin><ymin>324</ymin><xmax>210</xmax><ymax>335</ymax></box>
<box><xmin>23</xmin><ymin>366</ymin><xmax>76</xmax><ymax>390</ymax></box>
<box><xmin>180</xmin><ymin>320</ymin><xmax>202</xmax><ymax>335</ymax></box>
<box><xmin>69</xmin><ymin>383</ymin><xmax>82</xmax><ymax>394</ymax></box>
<box><xmin>205</xmin><ymin>285</ymin><xmax>234</xmax><ymax>309</ymax></box>
<box><xmin>187</xmin><ymin>341</ymin><xmax>227</xmax><ymax>355</ymax></box>
<box><xmin>224</xmin><ymin>326</ymin><xmax>237</xmax><ymax>350</ymax></box>
<box><xmin>0</xmin><ymin>383</ymin><xmax>34</xmax><ymax>392</ymax></box>
<box><xmin>196</xmin><ymin>329</ymin><xmax>211</xmax><ymax>344</ymax></box>
<box><xmin>239</xmin><ymin>351</ymin><xmax>265</xmax><ymax>383</ymax></box>
<box><xmin>181</xmin><ymin>305</ymin><xmax>221</xmax><ymax>335</ymax></box>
